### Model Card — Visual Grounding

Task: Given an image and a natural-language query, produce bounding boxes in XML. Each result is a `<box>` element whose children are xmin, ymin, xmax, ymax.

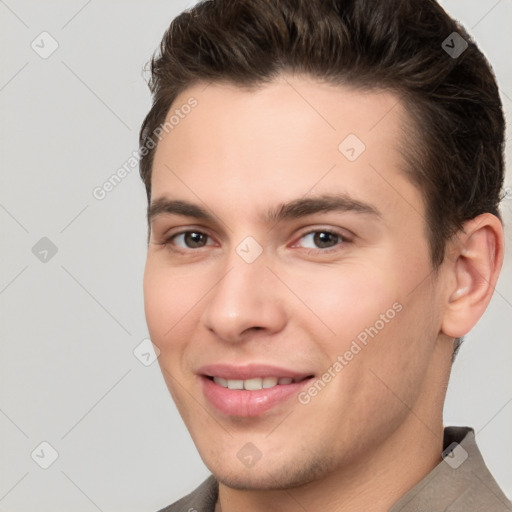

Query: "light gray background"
<box><xmin>0</xmin><ymin>1</ymin><xmax>511</xmax><ymax>511</ymax></box>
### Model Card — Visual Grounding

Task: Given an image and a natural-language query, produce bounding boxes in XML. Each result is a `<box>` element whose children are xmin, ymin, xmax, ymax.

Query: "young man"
<box><xmin>139</xmin><ymin>0</ymin><xmax>510</xmax><ymax>510</ymax></box>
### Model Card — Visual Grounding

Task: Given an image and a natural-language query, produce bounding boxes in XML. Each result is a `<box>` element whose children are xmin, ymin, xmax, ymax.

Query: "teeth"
<box><xmin>214</xmin><ymin>377</ymin><xmax>228</xmax><ymax>388</ymax></box>
<box><xmin>262</xmin><ymin>377</ymin><xmax>278</xmax><ymax>388</ymax></box>
<box><xmin>212</xmin><ymin>376</ymin><xmax>298</xmax><ymax>390</ymax></box>
<box><xmin>227</xmin><ymin>379</ymin><xmax>244</xmax><ymax>390</ymax></box>
<box><xmin>244</xmin><ymin>378</ymin><xmax>263</xmax><ymax>390</ymax></box>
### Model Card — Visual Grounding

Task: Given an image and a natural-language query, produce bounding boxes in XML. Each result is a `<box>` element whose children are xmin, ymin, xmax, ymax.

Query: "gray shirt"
<box><xmin>158</xmin><ymin>426</ymin><xmax>512</xmax><ymax>511</ymax></box>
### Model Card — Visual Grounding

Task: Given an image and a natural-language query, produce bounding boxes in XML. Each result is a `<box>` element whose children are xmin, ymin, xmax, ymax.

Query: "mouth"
<box><xmin>197</xmin><ymin>364</ymin><xmax>315</xmax><ymax>417</ymax></box>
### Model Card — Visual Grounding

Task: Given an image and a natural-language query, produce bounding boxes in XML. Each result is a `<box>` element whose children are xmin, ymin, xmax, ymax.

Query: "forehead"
<box><xmin>150</xmin><ymin>74</ymin><xmax>423</xmax><ymax>228</ymax></box>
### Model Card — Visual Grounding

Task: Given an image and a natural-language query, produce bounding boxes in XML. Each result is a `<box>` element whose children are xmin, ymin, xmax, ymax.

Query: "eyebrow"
<box><xmin>266</xmin><ymin>193</ymin><xmax>381</xmax><ymax>223</ymax></box>
<box><xmin>147</xmin><ymin>193</ymin><xmax>381</xmax><ymax>227</ymax></box>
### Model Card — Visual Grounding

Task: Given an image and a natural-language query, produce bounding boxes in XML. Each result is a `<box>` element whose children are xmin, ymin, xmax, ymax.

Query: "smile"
<box><xmin>198</xmin><ymin>365</ymin><xmax>315</xmax><ymax>417</ymax></box>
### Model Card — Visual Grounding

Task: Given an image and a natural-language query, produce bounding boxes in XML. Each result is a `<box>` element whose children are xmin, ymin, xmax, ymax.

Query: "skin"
<box><xmin>143</xmin><ymin>74</ymin><xmax>503</xmax><ymax>512</ymax></box>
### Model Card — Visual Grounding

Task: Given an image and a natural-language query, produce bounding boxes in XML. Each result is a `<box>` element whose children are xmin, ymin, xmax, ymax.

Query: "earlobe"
<box><xmin>441</xmin><ymin>213</ymin><xmax>504</xmax><ymax>338</ymax></box>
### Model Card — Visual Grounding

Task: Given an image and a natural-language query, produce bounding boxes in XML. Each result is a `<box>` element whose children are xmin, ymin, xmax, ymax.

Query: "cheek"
<box><xmin>143</xmin><ymin>260</ymin><xmax>204</xmax><ymax>348</ymax></box>
<box><xmin>288</xmin><ymin>254</ymin><xmax>436</xmax><ymax>391</ymax></box>
<box><xmin>338</xmin><ymin>272</ymin><xmax>439</xmax><ymax>415</ymax></box>
<box><xmin>282</xmin><ymin>259</ymin><xmax>401</xmax><ymax>344</ymax></box>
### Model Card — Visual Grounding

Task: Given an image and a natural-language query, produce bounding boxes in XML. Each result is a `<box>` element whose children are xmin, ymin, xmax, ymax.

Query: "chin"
<box><xmin>209</xmin><ymin>457</ymin><xmax>331</xmax><ymax>491</ymax></box>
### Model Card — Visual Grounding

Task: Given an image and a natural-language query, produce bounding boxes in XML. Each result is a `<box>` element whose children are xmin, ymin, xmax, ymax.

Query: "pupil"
<box><xmin>314</xmin><ymin>232</ymin><xmax>337</xmax><ymax>248</ymax></box>
<box><xmin>185</xmin><ymin>232</ymin><xmax>205</xmax><ymax>248</ymax></box>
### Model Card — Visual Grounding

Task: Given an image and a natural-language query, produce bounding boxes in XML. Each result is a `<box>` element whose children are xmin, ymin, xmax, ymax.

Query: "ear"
<box><xmin>441</xmin><ymin>213</ymin><xmax>504</xmax><ymax>338</ymax></box>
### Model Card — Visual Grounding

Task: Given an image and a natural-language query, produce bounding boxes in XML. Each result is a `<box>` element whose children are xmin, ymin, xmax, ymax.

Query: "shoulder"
<box><xmin>156</xmin><ymin>475</ymin><xmax>218</xmax><ymax>512</ymax></box>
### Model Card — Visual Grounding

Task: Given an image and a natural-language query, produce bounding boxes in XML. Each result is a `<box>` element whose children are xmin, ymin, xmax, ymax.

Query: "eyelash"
<box><xmin>159</xmin><ymin>228</ymin><xmax>352</xmax><ymax>255</ymax></box>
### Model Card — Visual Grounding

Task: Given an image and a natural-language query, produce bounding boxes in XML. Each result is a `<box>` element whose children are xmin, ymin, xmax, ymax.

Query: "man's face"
<box><xmin>143</xmin><ymin>75</ymin><xmax>448</xmax><ymax>489</ymax></box>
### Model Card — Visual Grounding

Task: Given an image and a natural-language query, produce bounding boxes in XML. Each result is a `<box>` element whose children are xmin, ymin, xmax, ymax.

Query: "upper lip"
<box><xmin>197</xmin><ymin>363</ymin><xmax>314</xmax><ymax>381</ymax></box>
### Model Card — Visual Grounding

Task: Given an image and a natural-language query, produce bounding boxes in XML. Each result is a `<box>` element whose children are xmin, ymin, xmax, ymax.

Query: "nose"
<box><xmin>200</xmin><ymin>254</ymin><xmax>288</xmax><ymax>344</ymax></box>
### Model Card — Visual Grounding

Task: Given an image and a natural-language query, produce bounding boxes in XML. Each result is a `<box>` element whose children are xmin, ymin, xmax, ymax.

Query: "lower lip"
<box><xmin>200</xmin><ymin>376</ymin><xmax>313</xmax><ymax>417</ymax></box>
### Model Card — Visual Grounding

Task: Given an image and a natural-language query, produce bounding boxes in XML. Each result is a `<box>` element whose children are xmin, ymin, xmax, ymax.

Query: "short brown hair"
<box><xmin>139</xmin><ymin>0</ymin><xmax>505</xmax><ymax>270</ymax></box>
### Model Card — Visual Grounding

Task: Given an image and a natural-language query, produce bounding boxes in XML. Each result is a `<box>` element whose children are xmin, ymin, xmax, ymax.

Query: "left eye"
<box><xmin>297</xmin><ymin>231</ymin><xmax>345</xmax><ymax>250</ymax></box>
<box><xmin>172</xmin><ymin>231</ymin><xmax>214</xmax><ymax>249</ymax></box>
